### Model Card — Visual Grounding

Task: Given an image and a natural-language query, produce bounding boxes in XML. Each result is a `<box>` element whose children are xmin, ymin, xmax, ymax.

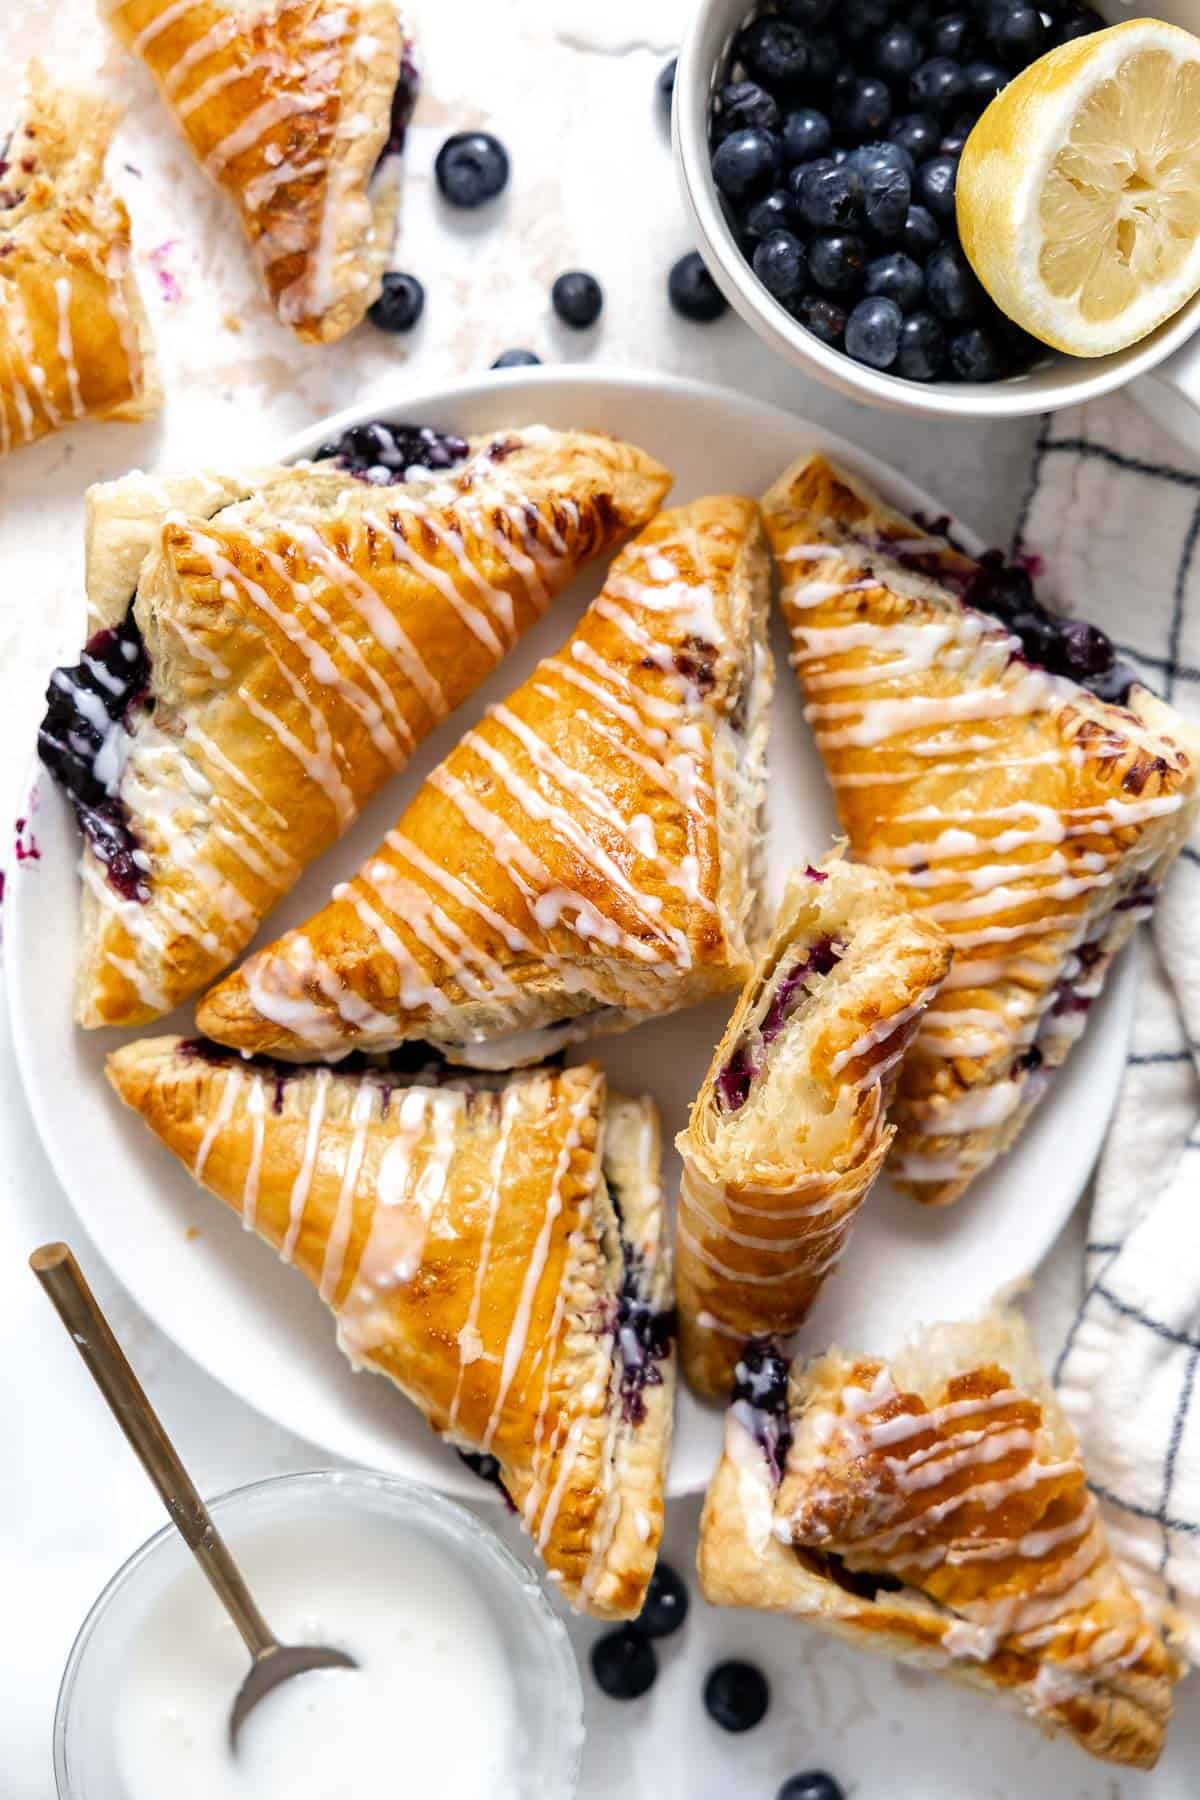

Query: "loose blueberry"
<box><xmin>926</xmin><ymin>242</ymin><xmax>983</xmax><ymax>320</ymax></box>
<box><xmin>865</xmin><ymin>251</ymin><xmax>924</xmax><ymax>310</ymax></box>
<box><xmin>854</xmin><ymin>148</ymin><xmax>911</xmax><ymax>240</ymax></box>
<box><xmin>963</xmin><ymin>59</ymin><xmax>1008</xmax><ymax>106</ymax></box>
<box><xmin>875</xmin><ymin>23</ymin><xmax>923</xmax><ymax>81</ymax></box>
<box><xmin>637</xmin><ymin>1562</ymin><xmax>690</xmax><ymax>1639</ymax></box>
<box><xmin>910</xmin><ymin>57</ymin><xmax>967</xmax><ymax>114</ymax></box>
<box><xmin>713</xmin><ymin>80</ymin><xmax>781</xmax><ymax>139</ymax></box>
<box><xmin>896</xmin><ymin>308</ymin><xmax>947</xmax><ymax>379</ymax></box>
<box><xmin>808</xmin><ymin>231</ymin><xmax>867</xmax><ymax>293</ymax></box>
<box><xmin>931</xmin><ymin>13</ymin><xmax>975</xmax><ymax>58</ymax></box>
<box><xmin>804</xmin><ymin>32</ymin><xmax>841</xmax><ymax>85</ymax></box>
<box><xmin>743</xmin><ymin>189</ymin><xmax>795</xmax><ymax>241</ymax></box>
<box><xmin>591</xmin><ymin>1628</ymin><xmax>658</xmax><ymax>1700</ymax></box>
<box><xmin>987</xmin><ymin>1</ymin><xmax>1047</xmax><ymax>67</ymax></box>
<box><xmin>915</xmin><ymin>154</ymin><xmax>958</xmax><ymax>219</ymax></box>
<box><xmin>845</xmin><ymin>294</ymin><xmax>903</xmax><ymax>368</ymax></box>
<box><xmin>795</xmin><ymin>294</ymin><xmax>848</xmax><ymax>345</ymax></box>
<box><xmin>490</xmin><ymin>347</ymin><xmax>541</xmax><ymax>367</ymax></box>
<box><xmin>889</xmin><ymin>112</ymin><xmax>940</xmax><ymax>163</ymax></box>
<box><xmin>835</xmin><ymin>75</ymin><xmax>892</xmax><ymax>139</ymax></box>
<box><xmin>735</xmin><ymin>17</ymin><xmax>810</xmax><ymax>87</ymax></box>
<box><xmin>779</xmin><ymin>0</ymin><xmax>833</xmax><ymax>21</ymax></box>
<box><xmin>1053</xmin><ymin>5</ymin><xmax>1104</xmax><ymax>45</ymax></box>
<box><xmin>668</xmin><ymin>251</ymin><xmax>728</xmax><ymax>321</ymax></box>
<box><xmin>902</xmin><ymin>202</ymin><xmax>941</xmax><ymax>260</ymax></box>
<box><xmin>551</xmin><ymin>269</ymin><xmax>603</xmax><ymax>329</ymax></box>
<box><xmin>781</xmin><ymin>106</ymin><xmax>832</xmax><ymax>165</ymax></box>
<box><xmin>938</xmin><ymin>114</ymin><xmax>975</xmax><ymax>157</ymax></box>
<box><xmin>753</xmin><ymin>229</ymin><xmax>807</xmax><ymax>301</ymax></box>
<box><xmin>841</xmin><ymin>0</ymin><xmax>892</xmax><ymax>42</ymax></box>
<box><xmin>777</xmin><ymin>1775</ymin><xmax>845</xmax><ymax>1800</ymax></box>
<box><xmin>704</xmin><ymin>1660</ymin><xmax>770</xmax><ymax>1733</ymax></box>
<box><xmin>367</xmin><ymin>270</ymin><xmax>424</xmax><ymax>333</ymax></box>
<box><xmin>848</xmin><ymin>139</ymin><xmax>914</xmax><ymax>180</ymax></box>
<box><xmin>1055</xmin><ymin>619</ymin><xmax>1116</xmax><ymax>681</ymax></box>
<box><xmin>434</xmin><ymin>131</ymin><xmax>509</xmax><ymax>207</ymax></box>
<box><xmin>796</xmin><ymin>161</ymin><xmax>863</xmax><ymax>229</ymax></box>
<box><xmin>712</xmin><ymin>126</ymin><xmax>780</xmax><ymax>201</ymax></box>
<box><xmin>658</xmin><ymin>56</ymin><xmax>677</xmax><ymax>102</ymax></box>
<box><xmin>949</xmin><ymin>323</ymin><xmax>1006</xmax><ymax>380</ymax></box>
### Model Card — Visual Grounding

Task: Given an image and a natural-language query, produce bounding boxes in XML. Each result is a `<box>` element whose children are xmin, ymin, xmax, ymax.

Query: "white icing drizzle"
<box><xmin>53</xmin><ymin>278</ymin><xmax>84</xmax><ymax>418</ymax></box>
<box><xmin>280</xmin><ymin>1069</ymin><xmax>331</xmax><ymax>1262</ymax></box>
<box><xmin>192</xmin><ymin>1067</ymin><xmax>243</xmax><ymax>1180</ymax></box>
<box><xmin>318</xmin><ymin>1084</ymin><xmax>375</xmax><ymax>1301</ymax></box>
<box><xmin>241</xmin><ymin>1075</ymin><xmax>267</xmax><ymax>1230</ymax></box>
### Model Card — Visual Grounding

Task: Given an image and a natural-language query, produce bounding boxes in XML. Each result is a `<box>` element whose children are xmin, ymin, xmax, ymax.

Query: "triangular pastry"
<box><xmin>196</xmin><ymin>494</ymin><xmax>774</xmax><ymax>1064</ymax></box>
<box><xmin>0</xmin><ymin>63</ymin><xmax>159</xmax><ymax>454</ymax></box>
<box><xmin>107</xmin><ymin>1037</ymin><xmax>675</xmax><ymax>1619</ymax></box>
<box><xmin>676</xmin><ymin>854</ymin><xmax>949</xmax><ymax>1398</ymax></box>
<box><xmin>101</xmin><ymin>0</ymin><xmax>419</xmax><ymax>342</ymax></box>
<box><xmin>763</xmin><ymin>455</ymin><xmax>1200</xmax><ymax>1205</ymax></box>
<box><xmin>38</xmin><ymin>424</ymin><xmax>670</xmax><ymax>1027</ymax></box>
<box><xmin>698</xmin><ymin>1312</ymin><xmax>1177</xmax><ymax>1769</ymax></box>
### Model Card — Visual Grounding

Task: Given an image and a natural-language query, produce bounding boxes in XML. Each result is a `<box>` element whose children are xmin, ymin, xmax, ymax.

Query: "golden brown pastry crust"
<box><xmin>197</xmin><ymin>493</ymin><xmax>774</xmax><ymax>1064</ymax></box>
<box><xmin>101</xmin><ymin>0</ymin><xmax>416</xmax><ymax>342</ymax></box>
<box><xmin>676</xmin><ymin>853</ymin><xmax>949</xmax><ymax>1397</ymax></box>
<box><xmin>762</xmin><ymin>454</ymin><xmax>1200</xmax><ymax>1205</ymax></box>
<box><xmin>63</xmin><ymin>428</ymin><xmax>670</xmax><ymax>1028</ymax></box>
<box><xmin>0</xmin><ymin>63</ymin><xmax>159</xmax><ymax>453</ymax></box>
<box><xmin>698</xmin><ymin>1312</ymin><xmax>1177</xmax><ymax>1769</ymax></box>
<box><xmin>106</xmin><ymin>1038</ymin><xmax>675</xmax><ymax>1619</ymax></box>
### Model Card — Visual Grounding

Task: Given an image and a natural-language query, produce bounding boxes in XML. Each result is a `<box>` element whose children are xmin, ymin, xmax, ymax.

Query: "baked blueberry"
<box><xmin>808</xmin><ymin>232</ymin><xmax>867</xmax><ymax>293</ymax></box>
<box><xmin>434</xmin><ymin>131</ymin><xmax>509</xmax><ymax>207</ymax></box>
<box><xmin>795</xmin><ymin>294</ymin><xmax>848</xmax><ymax>345</ymax></box>
<box><xmin>875</xmin><ymin>23</ymin><xmax>923</xmax><ymax>81</ymax></box>
<box><xmin>780</xmin><ymin>0</ymin><xmax>833</xmax><ymax>20</ymax></box>
<box><xmin>735</xmin><ymin>16</ymin><xmax>810</xmax><ymax>87</ymax></box>
<box><xmin>637</xmin><ymin>1562</ymin><xmax>690</xmax><ymax>1639</ymax></box>
<box><xmin>896</xmin><ymin>308</ymin><xmax>947</xmax><ymax>379</ymax></box>
<box><xmin>865</xmin><ymin>251</ymin><xmax>924</xmax><ymax>309</ymax></box>
<box><xmin>910</xmin><ymin>56</ymin><xmax>967</xmax><ymax>114</ymax></box>
<box><xmin>658</xmin><ymin>56</ymin><xmax>677</xmax><ymax>102</ymax></box>
<box><xmin>915</xmin><ymin>154</ymin><xmax>958</xmax><ymax>219</ymax></box>
<box><xmin>834</xmin><ymin>76</ymin><xmax>892</xmax><ymax>140</ymax></box>
<box><xmin>796</xmin><ymin>160</ymin><xmax>863</xmax><ymax>229</ymax></box>
<box><xmin>902</xmin><ymin>202</ymin><xmax>941</xmax><ymax>260</ymax></box>
<box><xmin>744</xmin><ymin>189</ymin><xmax>795</xmax><ymax>240</ymax></box>
<box><xmin>591</xmin><ymin>1628</ymin><xmax>658</xmax><ymax>1700</ymax></box>
<box><xmin>490</xmin><ymin>347</ymin><xmax>541</xmax><ymax>367</ymax></box>
<box><xmin>949</xmin><ymin>322</ymin><xmax>1006</xmax><ymax>380</ymax></box>
<box><xmin>712</xmin><ymin>127</ymin><xmax>780</xmax><ymax>201</ymax></box>
<box><xmin>781</xmin><ymin>106</ymin><xmax>832</xmax><ymax>165</ymax></box>
<box><xmin>703</xmin><ymin>1660</ymin><xmax>770</xmax><ymax>1733</ymax></box>
<box><xmin>963</xmin><ymin>59</ymin><xmax>1007</xmax><ymax>106</ymax></box>
<box><xmin>777</xmin><ymin>1775</ymin><xmax>845</xmax><ymax>1800</ymax></box>
<box><xmin>367</xmin><ymin>270</ymin><xmax>424</xmax><ymax>333</ymax></box>
<box><xmin>930</xmin><ymin>13</ymin><xmax>974</xmax><ymax>58</ymax></box>
<box><xmin>551</xmin><ymin>270</ymin><xmax>603</xmax><ymax>328</ymax></box>
<box><xmin>753</xmin><ymin>229</ymin><xmax>807</xmax><ymax>301</ymax></box>
<box><xmin>889</xmin><ymin>112</ymin><xmax>940</xmax><ymax>163</ymax></box>
<box><xmin>987</xmin><ymin>1</ymin><xmax>1047</xmax><ymax>67</ymax></box>
<box><xmin>925</xmin><ymin>242</ymin><xmax>983</xmax><ymax>320</ymax></box>
<box><xmin>845</xmin><ymin>294</ymin><xmax>902</xmax><ymax>368</ymax></box>
<box><xmin>713</xmin><ymin>80</ymin><xmax>781</xmax><ymax>138</ymax></box>
<box><xmin>668</xmin><ymin>251</ymin><xmax>728</xmax><ymax>321</ymax></box>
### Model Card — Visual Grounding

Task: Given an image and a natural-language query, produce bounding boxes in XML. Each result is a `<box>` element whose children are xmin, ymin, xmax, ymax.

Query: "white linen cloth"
<box><xmin>1017</xmin><ymin>394</ymin><xmax>1200</xmax><ymax>1660</ymax></box>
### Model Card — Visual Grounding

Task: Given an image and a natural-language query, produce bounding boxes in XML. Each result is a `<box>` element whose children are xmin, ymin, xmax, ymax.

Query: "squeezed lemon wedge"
<box><xmin>957</xmin><ymin>19</ymin><xmax>1200</xmax><ymax>357</ymax></box>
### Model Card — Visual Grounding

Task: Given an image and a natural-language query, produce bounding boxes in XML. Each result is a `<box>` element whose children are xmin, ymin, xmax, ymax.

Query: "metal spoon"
<box><xmin>30</xmin><ymin>1241</ymin><xmax>357</xmax><ymax>1751</ymax></box>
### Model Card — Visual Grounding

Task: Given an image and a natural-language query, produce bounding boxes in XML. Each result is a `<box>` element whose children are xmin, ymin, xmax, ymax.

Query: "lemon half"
<box><xmin>957</xmin><ymin>19</ymin><xmax>1200</xmax><ymax>358</ymax></box>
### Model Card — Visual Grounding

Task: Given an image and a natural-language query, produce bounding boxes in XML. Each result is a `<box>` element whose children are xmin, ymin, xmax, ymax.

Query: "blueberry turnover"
<box><xmin>196</xmin><ymin>496</ymin><xmax>775</xmax><ymax>1068</ymax></box>
<box><xmin>698</xmin><ymin>1311</ymin><xmax>1177</xmax><ymax>1768</ymax></box>
<box><xmin>762</xmin><ymin>455</ymin><xmax>1200</xmax><ymax>1205</ymax></box>
<box><xmin>107</xmin><ymin>1044</ymin><xmax>675</xmax><ymax>1619</ymax></box>
<box><xmin>38</xmin><ymin>426</ymin><xmax>670</xmax><ymax>1027</ymax></box>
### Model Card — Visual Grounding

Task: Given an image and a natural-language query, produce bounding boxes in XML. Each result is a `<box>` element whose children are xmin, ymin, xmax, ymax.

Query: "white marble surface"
<box><xmin>1</xmin><ymin>3</ymin><xmax>1196</xmax><ymax>1796</ymax></box>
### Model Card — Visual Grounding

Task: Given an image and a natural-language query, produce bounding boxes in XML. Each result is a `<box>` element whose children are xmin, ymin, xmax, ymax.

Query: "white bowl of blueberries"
<box><xmin>674</xmin><ymin>0</ymin><xmax>1200</xmax><ymax>417</ymax></box>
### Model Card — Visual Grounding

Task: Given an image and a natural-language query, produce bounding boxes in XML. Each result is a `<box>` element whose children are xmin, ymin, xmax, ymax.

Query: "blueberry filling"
<box><xmin>456</xmin><ymin>1449</ymin><xmax>516</xmax><ymax>1513</ymax></box>
<box><xmin>731</xmin><ymin>1338</ymin><xmax>793</xmax><ymax>1482</ymax></box>
<box><xmin>177</xmin><ymin>1036</ymin><xmax>454</xmax><ymax>1114</ymax></box>
<box><xmin>374</xmin><ymin>50</ymin><xmax>420</xmax><ymax>167</ymax></box>
<box><xmin>1114</xmin><ymin>880</ymin><xmax>1157</xmax><ymax>913</ymax></box>
<box><xmin>798</xmin><ymin>1547</ymin><xmax>904</xmax><ymax>1602</ymax></box>
<box><xmin>314</xmin><ymin>419</ymin><xmax>471</xmax><ymax>486</ymax></box>
<box><xmin>616</xmin><ymin>1249</ymin><xmax>676</xmax><ymax>1427</ymax></box>
<box><xmin>716</xmin><ymin>936</ymin><xmax>841</xmax><ymax>1112</ymax></box>
<box><xmin>38</xmin><ymin>604</ymin><xmax>152</xmax><ymax>902</ymax></box>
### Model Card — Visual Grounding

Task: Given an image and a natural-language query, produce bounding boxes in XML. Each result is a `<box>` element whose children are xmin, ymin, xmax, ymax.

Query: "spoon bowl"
<box><xmin>229</xmin><ymin>1642</ymin><xmax>358</xmax><ymax>1751</ymax></box>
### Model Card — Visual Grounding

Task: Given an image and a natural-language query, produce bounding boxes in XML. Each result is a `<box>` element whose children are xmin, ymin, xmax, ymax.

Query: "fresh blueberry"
<box><xmin>591</xmin><ymin>1628</ymin><xmax>658</xmax><ymax>1700</ymax></box>
<box><xmin>1053</xmin><ymin>5</ymin><xmax>1104</xmax><ymax>45</ymax></box>
<box><xmin>808</xmin><ymin>232</ymin><xmax>867</xmax><ymax>293</ymax></box>
<box><xmin>938</xmin><ymin>114</ymin><xmax>975</xmax><ymax>157</ymax></box>
<box><xmin>902</xmin><ymin>202</ymin><xmax>941</xmax><ymax>259</ymax></box>
<box><xmin>777</xmin><ymin>1775</ymin><xmax>846</xmax><ymax>1800</ymax></box>
<box><xmin>668</xmin><ymin>251</ymin><xmax>728</xmax><ymax>321</ymax></box>
<box><xmin>857</xmin><ymin>155</ymin><xmax>911</xmax><ymax>239</ymax></box>
<box><xmin>848</xmin><ymin>138</ymin><xmax>913</xmax><ymax>180</ymax></box>
<box><xmin>637</xmin><ymin>1563</ymin><xmax>690</xmax><ymax>1639</ymax></box>
<box><xmin>925</xmin><ymin>242</ymin><xmax>983</xmax><ymax>320</ymax></box>
<box><xmin>703</xmin><ymin>1660</ymin><xmax>770</xmax><ymax>1733</ymax></box>
<box><xmin>735</xmin><ymin>17</ymin><xmax>810</xmax><ymax>88</ymax></box>
<box><xmin>753</xmin><ymin>229</ymin><xmax>807</xmax><ymax>301</ymax></box>
<box><xmin>915</xmin><ymin>154</ymin><xmax>958</xmax><ymax>219</ymax></box>
<box><xmin>712</xmin><ymin>127</ymin><xmax>780</xmax><ymax>201</ymax></box>
<box><xmin>875</xmin><ymin>23</ymin><xmax>923</xmax><ymax>81</ymax></box>
<box><xmin>865</xmin><ymin>251</ymin><xmax>924</xmax><ymax>309</ymax></box>
<box><xmin>658</xmin><ymin>56</ymin><xmax>677</xmax><ymax>103</ymax></box>
<box><xmin>835</xmin><ymin>76</ymin><xmax>893</xmax><ymax>139</ymax></box>
<box><xmin>434</xmin><ymin>131</ymin><xmax>509</xmax><ymax>207</ymax></box>
<box><xmin>551</xmin><ymin>270</ymin><xmax>603</xmax><ymax>328</ymax></box>
<box><xmin>781</xmin><ymin>107</ymin><xmax>832</xmax><ymax>165</ymax></box>
<box><xmin>367</xmin><ymin>271</ymin><xmax>424</xmax><ymax>333</ymax></box>
<box><xmin>963</xmin><ymin>59</ymin><xmax>1008</xmax><ymax>106</ymax></box>
<box><xmin>889</xmin><ymin>112</ymin><xmax>940</xmax><ymax>162</ymax></box>
<box><xmin>490</xmin><ymin>347</ymin><xmax>541</xmax><ymax>367</ymax></box>
<box><xmin>779</xmin><ymin>0</ymin><xmax>834</xmax><ymax>21</ymax></box>
<box><xmin>949</xmin><ymin>323</ymin><xmax>1006</xmax><ymax>380</ymax></box>
<box><xmin>910</xmin><ymin>57</ymin><xmax>968</xmax><ymax>113</ymax></box>
<box><xmin>841</xmin><ymin>0</ymin><xmax>892</xmax><ymax>42</ymax></box>
<box><xmin>930</xmin><ymin>13</ymin><xmax>975</xmax><ymax>58</ymax></box>
<box><xmin>804</xmin><ymin>32</ymin><xmax>841</xmax><ymax>85</ymax></box>
<box><xmin>713</xmin><ymin>80</ymin><xmax>781</xmax><ymax>138</ymax></box>
<box><xmin>896</xmin><ymin>308</ymin><xmax>947</xmax><ymax>379</ymax></box>
<box><xmin>796</xmin><ymin>161</ymin><xmax>863</xmax><ymax>229</ymax></box>
<box><xmin>743</xmin><ymin>189</ymin><xmax>795</xmax><ymax>241</ymax></box>
<box><xmin>846</xmin><ymin>294</ymin><xmax>903</xmax><ymax>368</ymax></box>
<box><xmin>795</xmin><ymin>294</ymin><xmax>848</xmax><ymax>345</ymax></box>
<box><xmin>987</xmin><ymin>1</ymin><xmax>1047</xmax><ymax>67</ymax></box>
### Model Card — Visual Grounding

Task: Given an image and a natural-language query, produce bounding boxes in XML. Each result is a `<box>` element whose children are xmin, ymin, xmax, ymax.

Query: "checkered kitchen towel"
<box><xmin>1015</xmin><ymin>394</ymin><xmax>1200</xmax><ymax>1660</ymax></box>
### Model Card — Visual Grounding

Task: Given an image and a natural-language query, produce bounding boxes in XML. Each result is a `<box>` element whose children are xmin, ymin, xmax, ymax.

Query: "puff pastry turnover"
<box><xmin>107</xmin><ymin>1037</ymin><xmax>674</xmax><ymax>1618</ymax></box>
<box><xmin>197</xmin><ymin>493</ymin><xmax>775</xmax><ymax>1065</ymax></box>
<box><xmin>0</xmin><ymin>63</ymin><xmax>159</xmax><ymax>454</ymax></box>
<box><xmin>676</xmin><ymin>853</ymin><xmax>949</xmax><ymax>1398</ymax></box>
<box><xmin>101</xmin><ymin>0</ymin><xmax>418</xmax><ymax>342</ymax></box>
<box><xmin>763</xmin><ymin>454</ymin><xmax>1200</xmax><ymax>1206</ymax></box>
<box><xmin>698</xmin><ymin>1312</ymin><xmax>1178</xmax><ymax>1769</ymax></box>
<box><xmin>38</xmin><ymin>425</ymin><xmax>670</xmax><ymax>1027</ymax></box>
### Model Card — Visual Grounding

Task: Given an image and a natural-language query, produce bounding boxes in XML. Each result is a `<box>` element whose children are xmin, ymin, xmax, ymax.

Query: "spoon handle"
<box><xmin>30</xmin><ymin>1241</ymin><xmax>278</xmax><ymax>1660</ymax></box>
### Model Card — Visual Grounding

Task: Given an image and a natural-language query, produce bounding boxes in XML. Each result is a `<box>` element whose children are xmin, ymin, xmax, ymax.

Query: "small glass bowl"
<box><xmin>54</xmin><ymin>1468</ymin><xmax>584</xmax><ymax>1799</ymax></box>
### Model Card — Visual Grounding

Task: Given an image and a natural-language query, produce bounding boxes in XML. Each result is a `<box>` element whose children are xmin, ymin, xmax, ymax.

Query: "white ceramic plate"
<box><xmin>5</xmin><ymin>368</ymin><xmax>1134</xmax><ymax>1499</ymax></box>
